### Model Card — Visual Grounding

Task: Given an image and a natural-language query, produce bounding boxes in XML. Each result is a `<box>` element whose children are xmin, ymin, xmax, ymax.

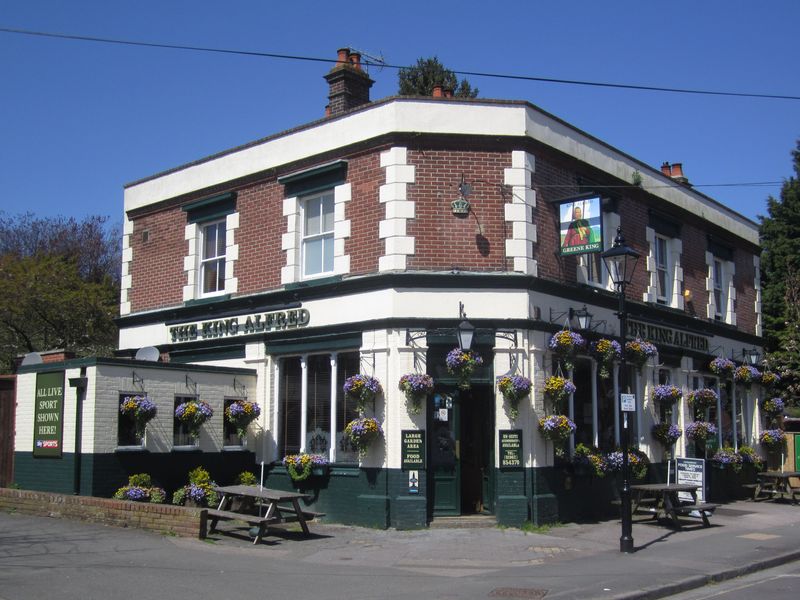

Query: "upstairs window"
<box><xmin>713</xmin><ymin>258</ymin><xmax>725</xmax><ymax>320</ymax></box>
<box><xmin>655</xmin><ymin>235</ymin><xmax>671</xmax><ymax>304</ymax></box>
<box><xmin>302</xmin><ymin>192</ymin><xmax>335</xmax><ymax>277</ymax></box>
<box><xmin>200</xmin><ymin>221</ymin><xmax>226</xmax><ymax>296</ymax></box>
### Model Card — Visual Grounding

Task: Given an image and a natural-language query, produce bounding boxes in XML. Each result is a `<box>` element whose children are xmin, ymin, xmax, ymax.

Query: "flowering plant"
<box><xmin>398</xmin><ymin>373</ymin><xmax>434</xmax><ymax>415</ymax></box>
<box><xmin>688</xmin><ymin>388</ymin><xmax>718</xmax><ymax>412</ymax></box>
<box><xmin>172</xmin><ymin>467</ymin><xmax>219</xmax><ymax>507</ymax></box>
<box><xmin>283</xmin><ymin>453</ymin><xmax>329</xmax><ymax>482</ymax></box>
<box><xmin>712</xmin><ymin>446</ymin><xmax>743</xmax><ymax>472</ymax></box>
<box><xmin>652</xmin><ymin>384</ymin><xmax>682</xmax><ymax>405</ymax></box>
<box><xmin>537</xmin><ymin>414</ymin><xmax>576</xmax><ymax>443</ymax></box>
<box><xmin>737</xmin><ymin>445</ymin><xmax>764</xmax><ymax>470</ymax></box>
<box><xmin>235</xmin><ymin>471</ymin><xmax>258</xmax><ymax>485</ymax></box>
<box><xmin>734</xmin><ymin>365</ymin><xmax>761</xmax><ymax>387</ymax></box>
<box><xmin>709</xmin><ymin>356</ymin><xmax>735</xmax><ymax>377</ymax></box>
<box><xmin>759</xmin><ymin>428</ymin><xmax>786</xmax><ymax>452</ymax></box>
<box><xmin>497</xmin><ymin>375</ymin><xmax>532</xmax><ymax>420</ymax></box>
<box><xmin>344</xmin><ymin>417</ymin><xmax>383</xmax><ymax>456</ymax></box>
<box><xmin>590</xmin><ymin>338</ymin><xmax>622</xmax><ymax>379</ymax></box>
<box><xmin>573</xmin><ymin>443</ymin><xmax>607</xmax><ymax>477</ymax></box>
<box><xmin>685</xmin><ymin>420</ymin><xmax>717</xmax><ymax>442</ymax></box>
<box><xmin>343</xmin><ymin>375</ymin><xmax>383</xmax><ymax>412</ymax></box>
<box><xmin>174</xmin><ymin>400</ymin><xmax>213</xmax><ymax>437</ymax></box>
<box><xmin>652</xmin><ymin>423</ymin><xmax>682</xmax><ymax>449</ymax></box>
<box><xmin>548</xmin><ymin>330</ymin><xmax>586</xmax><ymax>371</ymax></box>
<box><xmin>543</xmin><ymin>375</ymin><xmax>576</xmax><ymax>409</ymax></box>
<box><xmin>113</xmin><ymin>473</ymin><xmax>165</xmax><ymax>504</ymax></box>
<box><xmin>760</xmin><ymin>371</ymin><xmax>780</xmax><ymax>388</ymax></box>
<box><xmin>605</xmin><ymin>448</ymin><xmax>649</xmax><ymax>480</ymax></box>
<box><xmin>445</xmin><ymin>348</ymin><xmax>484</xmax><ymax>390</ymax></box>
<box><xmin>761</xmin><ymin>397</ymin><xmax>785</xmax><ymax>418</ymax></box>
<box><xmin>224</xmin><ymin>399</ymin><xmax>261</xmax><ymax>439</ymax></box>
<box><xmin>119</xmin><ymin>395</ymin><xmax>157</xmax><ymax>438</ymax></box>
<box><xmin>625</xmin><ymin>338</ymin><xmax>658</xmax><ymax>369</ymax></box>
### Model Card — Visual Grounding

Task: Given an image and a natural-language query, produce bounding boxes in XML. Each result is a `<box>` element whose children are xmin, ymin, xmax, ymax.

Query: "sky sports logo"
<box><xmin>35</xmin><ymin>440</ymin><xmax>58</xmax><ymax>449</ymax></box>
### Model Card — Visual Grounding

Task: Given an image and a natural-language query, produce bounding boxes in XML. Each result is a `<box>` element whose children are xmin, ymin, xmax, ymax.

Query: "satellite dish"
<box><xmin>20</xmin><ymin>352</ymin><xmax>43</xmax><ymax>366</ymax></box>
<box><xmin>135</xmin><ymin>346</ymin><xmax>160</xmax><ymax>362</ymax></box>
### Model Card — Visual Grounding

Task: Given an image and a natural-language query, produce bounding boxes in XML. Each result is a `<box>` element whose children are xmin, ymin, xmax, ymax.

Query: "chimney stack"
<box><xmin>661</xmin><ymin>161</ymin><xmax>690</xmax><ymax>186</ymax></box>
<box><xmin>324</xmin><ymin>47</ymin><xmax>374</xmax><ymax>117</ymax></box>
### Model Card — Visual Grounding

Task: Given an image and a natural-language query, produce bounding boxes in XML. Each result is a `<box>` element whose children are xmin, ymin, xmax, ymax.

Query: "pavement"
<box><xmin>1</xmin><ymin>498</ymin><xmax>800</xmax><ymax>599</ymax></box>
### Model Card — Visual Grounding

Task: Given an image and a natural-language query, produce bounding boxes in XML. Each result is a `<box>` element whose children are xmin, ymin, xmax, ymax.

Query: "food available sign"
<box><xmin>33</xmin><ymin>371</ymin><xmax>65</xmax><ymax>458</ymax></box>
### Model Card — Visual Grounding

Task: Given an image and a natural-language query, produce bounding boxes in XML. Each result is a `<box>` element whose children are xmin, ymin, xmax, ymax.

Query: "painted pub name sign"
<box><xmin>170</xmin><ymin>308</ymin><xmax>310</xmax><ymax>343</ymax></box>
<box><xmin>628</xmin><ymin>320</ymin><xmax>709</xmax><ymax>353</ymax></box>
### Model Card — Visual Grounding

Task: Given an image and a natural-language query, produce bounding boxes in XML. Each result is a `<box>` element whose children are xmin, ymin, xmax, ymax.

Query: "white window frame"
<box><xmin>713</xmin><ymin>259</ymin><xmax>725</xmax><ymax>320</ymax></box>
<box><xmin>301</xmin><ymin>191</ymin><xmax>335</xmax><ymax>279</ymax></box>
<box><xmin>705</xmin><ymin>251</ymin><xmax>736</xmax><ymax>325</ymax></box>
<box><xmin>198</xmin><ymin>220</ymin><xmax>227</xmax><ymax>297</ymax></box>
<box><xmin>643</xmin><ymin>227</ymin><xmax>683</xmax><ymax>309</ymax></box>
<box><xmin>655</xmin><ymin>234</ymin><xmax>671</xmax><ymax>304</ymax></box>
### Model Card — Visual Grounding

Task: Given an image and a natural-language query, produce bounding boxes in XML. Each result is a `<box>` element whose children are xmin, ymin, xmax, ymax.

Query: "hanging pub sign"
<box><xmin>401</xmin><ymin>430</ymin><xmax>426</xmax><ymax>470</ymax></box>
<box><xmin>499</xmin><ymin>429</ymin><xmax>523</xmax><ymax>469</ymax></box>
<box><xmin>33</xmin><ymin>371</ymin><xmax>65</xmax><ymax>458</ymax></box>
<box><xmin>558</xmin><ymin>195</ymin><xmax>602</xmax><ymax>256</ymax></box>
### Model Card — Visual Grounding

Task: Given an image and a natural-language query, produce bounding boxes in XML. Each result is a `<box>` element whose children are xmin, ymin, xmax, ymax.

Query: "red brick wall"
<box><xmin>407</xmin><ymin>149</ymin><xmax>513</xmax><ymax>271</ymax></box>
<box><xmin>346</xmin><ymin>151</ymin><xmax>384</xmax><ymax>275</ymax></box>
<box><xmin>734</xmin><ymin>249</ymin><xmax>758</xmax><ymax>334</ymax></box>
<box><xmin>0</xmin><ymin>487</ymin><xmax>203</xmax><ymax>538</ymax></box>
<box><xmin>235</xmin><ymin>180</ymin><xmax>284</xmax><ymax>294</ymax></box>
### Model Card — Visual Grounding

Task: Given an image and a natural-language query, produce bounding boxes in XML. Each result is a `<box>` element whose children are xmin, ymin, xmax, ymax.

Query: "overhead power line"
<box><xmin>2</xmin><ymin>26</ymin><xmax>799</xmax><ymax>102</ymax></box>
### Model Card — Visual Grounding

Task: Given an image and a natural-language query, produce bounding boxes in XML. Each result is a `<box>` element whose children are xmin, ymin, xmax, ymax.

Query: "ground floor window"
<box><xmin>278</xmin><ymin>351</ymin><xmax>360</xmax><ymax>461</ymax></box>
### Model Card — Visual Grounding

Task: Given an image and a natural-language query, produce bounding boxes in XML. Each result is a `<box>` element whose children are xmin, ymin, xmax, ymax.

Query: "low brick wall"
<box><xmin>0</xmin><ymin>487</ymin><xmax>204</xmax><ymax>538</ymax></box>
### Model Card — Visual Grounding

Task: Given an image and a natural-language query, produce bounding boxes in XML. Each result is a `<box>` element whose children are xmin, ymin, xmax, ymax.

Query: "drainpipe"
<box><xmin>68</xmin><ymin>369</ymin><xmax>88</xmax><ymax>495</ymax></box>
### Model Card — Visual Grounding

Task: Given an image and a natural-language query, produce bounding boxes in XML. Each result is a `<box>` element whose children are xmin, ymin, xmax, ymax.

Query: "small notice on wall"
<box><xmin>33</xmin><ymin>371</ymin><xmax>65</xmax><ymax>458</ymax></box>
<box><xmin>401</xmin><ymin>430</ymin><xmax>425</xmax><ymax>470</ymax></box>
<box><xmin>499</xmin><ymin>429</ymin><xmax>523</xmax><ymax>469</ymax></box>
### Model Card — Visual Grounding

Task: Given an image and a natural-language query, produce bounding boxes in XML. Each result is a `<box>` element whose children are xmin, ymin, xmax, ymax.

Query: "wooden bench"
<box><xmin>273</xmin><ymin>505</ymin><xmax>326</xmax><ymax>524</ymax></box>
<box><xmin>199</xmin><ymin>508</ymin><xmax>277</xmax><ymax>544</ymax></box>
<box><xmin>741</xmin><ymin>483</ymin><xmax>759</xmax><ymax>500</ymax></box>
<box><xmin>670</xmin><ymin>502</ymin><xmax>720</xmax><ymax>527</ymax></box>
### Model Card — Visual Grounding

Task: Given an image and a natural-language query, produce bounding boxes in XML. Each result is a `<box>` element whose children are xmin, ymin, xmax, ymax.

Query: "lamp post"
<box><xmin>601</xmin><ymin>226</ymin><xmax>641</xmax><ymax>554</ymax></box>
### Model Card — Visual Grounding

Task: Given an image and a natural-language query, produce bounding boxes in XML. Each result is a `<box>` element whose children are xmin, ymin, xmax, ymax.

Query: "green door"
<box><xmin>795</xmin><ymin>434</ymin><xmax>800</xmax><ymax>471</ymax></box>
<box><xmin>431</xmin><ymin>391</ymin><xmax>460</xmax><ymax>516</ymax></box>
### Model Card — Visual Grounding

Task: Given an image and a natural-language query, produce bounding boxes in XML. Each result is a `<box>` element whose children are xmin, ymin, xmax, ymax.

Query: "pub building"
<box><xmin>13</xmin><ymin>49</ymin><xmax>770</xmax><ymax>528</ymax></box>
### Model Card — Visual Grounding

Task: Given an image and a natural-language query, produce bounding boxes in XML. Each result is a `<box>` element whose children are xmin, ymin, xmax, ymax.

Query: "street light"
<box><xmin>601</xmin><ymin>226</ymin><xmax>641</xmax><ymax>554</ymax></box>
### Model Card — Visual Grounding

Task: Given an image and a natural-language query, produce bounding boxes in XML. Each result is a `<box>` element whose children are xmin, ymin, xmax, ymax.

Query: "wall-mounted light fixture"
<box><xmin>744</xmin><ymin>347</ymin><xmax>761</xmax><ymax>366</ymax></box>
<box><xmin>549</xmin><ymin>305</ymin><xmax>594</xmax><ymax>330</ymax></box>
<box><xmin>451</xmin><ymin>175</ymin><xmax>472</xmax><ymax>216</ymax></box>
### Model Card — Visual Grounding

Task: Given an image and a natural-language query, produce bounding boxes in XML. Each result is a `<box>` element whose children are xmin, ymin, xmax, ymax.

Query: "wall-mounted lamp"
<box><xmin>451</xmin><ymin>175</ymin><xmax>472</xmax><ymax>216</ymax></box>
<box><xmin>744</xmin><ymin>347</ymin><xmax>761</xmax><ymax>366</ymax></box>
<box><xmin>549</xmin><ymin>305</ymin><xmax>594</xmax><ymax>330</ymax></box>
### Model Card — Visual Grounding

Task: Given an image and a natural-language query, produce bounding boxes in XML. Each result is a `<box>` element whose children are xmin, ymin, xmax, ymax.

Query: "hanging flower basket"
<box><xmin>119</xmin><ymin>395</ymin><xmax>157</xmax><ymax>439</ymax></box>
<box><xmin>688</xmin><ymin>388</ymin><xmax>718</xmax><ymax>412</ymax></box>
<box><xmin>573</xmin><ymin>443</ymin><xmax>607</xmax><ymax>477</ymax></box>
<box><xmin>734</xmin><ymin>365</ymin><xmax>761</xmax><ymax>387</ymax></box>
<box><xmin>445</xmin><ymin>348</ymin><xmax>484</xmax><ymax>390</ymax></box>
<box><xmin>398</xmin><ymin>373</ymin><xmax>434</xmax><ymax>415</ymax></box>
<box><xmin>174</xmin><ymin>400</ymin><xmax>213</xmax><ymax>438</ymax></box>
<box><xmin>652</xmin><ymin>423</ymin><xmax>682</xmax><ymax>449</ymax></box>
<box><xmin>344</xmin><ymin>417</ymin><xmax>383</xmax><ymax>457</ymax></box>
<box><xmin>590</xmin><ymin>338</ymin><xmax>622</xmax><ymax>379</ymax></box>
<box><xmin>625</xmin><ymin>338</ymin><xmax>658</xmax><ymax>370</ymax></box>
<box><xmin>283</xmin><ymin>453</ymin><xmax>329</xmax><ymax>482</ymax></box>
<box><xmin>537</xmin><ymin>414</ymin><xmax>576</xmax><ymax>443</ymax></box>
<box><xmin>548</xmin><ymin>330</ymin><xmax>586</xmax><ymax>371</ymax></box>
<box><xmin>709</xmin><ymin>356</ymin><xmax>735</xmax><ymax>378</ymax></box>
<box><xmin>738</xmin><ymin>445</ymin><xmax>764</xmax><ymax>470</ymax></box>
<box><xmin>605</xmin><ymin>448</ymin><xmax>650</xmax><ymax>480</ymax></box>
<box><xmin>224</xmin><ymin>399</ymin><xmax>261</xmax><ymax>439</ymax></box>
<box><xmin>543</xmin><ymin>375</ymin><xmax>576</xmax><ymax>411</ymax></box>
<box><xmin>759</xmin><ymin>428</ymin><xmax>786</xmax><ymax>452</ymax></box>
<box><xmin>685</xmin><ymin>420</ymin><xmax>717</xmax><ymax>442</ymax></box>
<box><xmin>760</xmin><ymin>371</ymin><xmax>781</xmax><ymax>389</ymax></box>
<box><xmin>343</xmin><ymin>374</ymin><xmax>383</xmax><ymax>413</ymax></box>
<box><xmin>761</xmin><ymin>397</ymin><xmax>785</xmax><ymax>418</ymax></box>
<box><xmin>497</xmin><ymin>375</ymin><xmax>532</xmax><ymax>420</ymax></box>
<box><xmin>711</xmin><ymin>446</ymin><xmax>743</xmax><ymax>472</ymax></box>
<box><xmin>651</xmin><ymin>384</ymin><xmax>682</xmax><ymax>405</ymax></box>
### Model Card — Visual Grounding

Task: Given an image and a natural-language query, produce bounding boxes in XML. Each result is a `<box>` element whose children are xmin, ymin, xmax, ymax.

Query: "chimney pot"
<box><xmin>432</xmin><ymin>85</ymin><xmax>443</xmax><ymax>98</ymax></box>
<box><xmin>671</xmin><ymin>163</ymin><xmax>684</xmax><ymax>178</ymax></box>
<box><xmin>336</xmin><ymin>48</ymin><xmax>349</xmax><ymax>64</ymax></box>
<box><xmin>443</xmin><ymin>88</ymin><xmax>453</xmax><ymax>98</ymax></box>
<box><xmin>661</xmin><ymin>162</ymin><xmax>672</xmax><ymax>177</ymax></box>
<box><xmin>349</xmin><ymin>52</ymin><xmax>362</xmax><ymax>70</ymax></box>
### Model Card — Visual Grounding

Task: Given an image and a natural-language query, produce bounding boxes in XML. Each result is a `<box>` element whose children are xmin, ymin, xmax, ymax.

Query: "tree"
<box><xmin>0</xmin><ymin>213</ymin><xmax>120</xmax><ymax>373</ymax></box>
<box><xmin>398</xmin><ymin>56</ymin><xmax>479</xmax><ymax>98</ymax></box>
<box><xmin>759</xmin><ymin>140</ymin><xmax>800</xmax><ymax>406</ymax></box>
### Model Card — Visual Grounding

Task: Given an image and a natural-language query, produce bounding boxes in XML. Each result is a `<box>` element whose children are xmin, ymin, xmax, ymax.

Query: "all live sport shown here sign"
<box><xmin>33</xmin><ymin>371</ymin><xmax>65</xmax><ymax>458</ymax></box>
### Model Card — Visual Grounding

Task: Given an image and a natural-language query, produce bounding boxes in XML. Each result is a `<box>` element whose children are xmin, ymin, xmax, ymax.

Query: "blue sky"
<box><xmin>1</xmin><ymin>1</ymin><xmax>798</xmax><ymax>226</ymax></box>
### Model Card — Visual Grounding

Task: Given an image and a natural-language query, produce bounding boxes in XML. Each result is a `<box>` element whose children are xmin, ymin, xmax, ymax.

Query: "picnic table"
<box><xmin>630</xmin><ymin>483</ymin><xmax>719</xmax><ymax>528</ymax></box>
<box><xmin>752</xmin><ymin>471</ymin><xmax>800</xmax><ymax>503</ymax></box>
<box><xmin>198</xmin><ymin>485</ymin><xmax>325</xmax><ymax>544</ymax></box>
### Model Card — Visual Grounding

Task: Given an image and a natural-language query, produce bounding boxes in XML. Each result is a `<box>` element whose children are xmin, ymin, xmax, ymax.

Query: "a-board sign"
<box><xmin>675</xmin><ymin>457</ymin><xmax>706</xmax><ymax>503</ymax></box>
<box><xmin>499</xmin><ymin>429</ymin><xmax>523</xmax><ymax>469</ymax></box>
<box><xmin>401</xmin><ymin>430</ymin><xmax>425</xmax><ymax>470</ymax></box>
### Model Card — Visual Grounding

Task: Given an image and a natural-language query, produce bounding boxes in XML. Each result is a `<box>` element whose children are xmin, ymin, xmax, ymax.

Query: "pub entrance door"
<box><xmin>430</xmin><ymin>385</ymin><xmax>494</xmax><ymax>517</ymax></box>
